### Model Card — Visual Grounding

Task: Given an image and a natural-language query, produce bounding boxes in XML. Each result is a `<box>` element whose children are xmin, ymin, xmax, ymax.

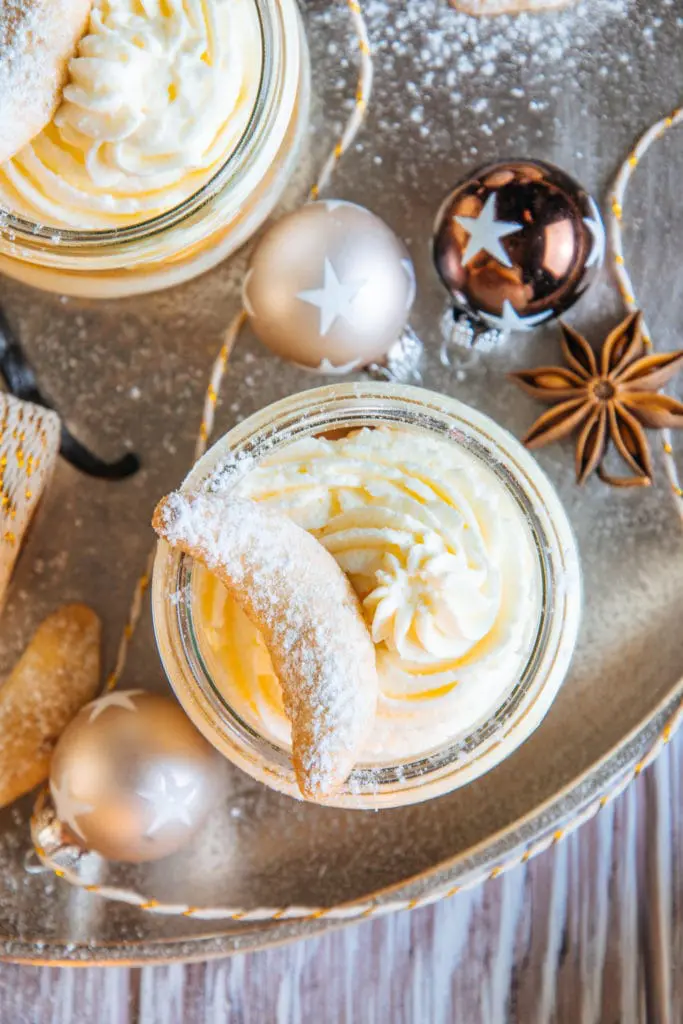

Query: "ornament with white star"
<box><xmin>49</xmin><ymin>692</ymin><xmax>223</xmax><ymax>862</ymax></box>
<box><xmin>434</xmin><ymin>160</ymin><xmax>604</xmax><ymax>334</ymax></box>
<box><xmin>244</xmin><ymin>200</ymin><xmax>416</xmax><ymax>371</ymax></box>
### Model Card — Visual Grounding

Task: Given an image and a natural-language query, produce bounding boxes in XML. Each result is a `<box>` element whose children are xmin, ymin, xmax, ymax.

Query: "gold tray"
<box><xmin>1</xmin><ymin>0</ymin><xmax>683</xmax><ymax>964</ymax></box>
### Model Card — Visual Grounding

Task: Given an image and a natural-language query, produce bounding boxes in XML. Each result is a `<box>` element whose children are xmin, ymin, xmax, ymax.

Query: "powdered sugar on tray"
<box><xmin>311</xmin><ymin>0</ymin><xmax>673</xmax><ymax>154</ymax></box>
<box><xmin>364</xmin><ymin>0</ymin><xmax>634</xmax><ymax>87</ymax></box>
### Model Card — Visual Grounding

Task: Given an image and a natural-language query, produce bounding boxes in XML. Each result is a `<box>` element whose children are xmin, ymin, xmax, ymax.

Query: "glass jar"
<box><xmin>0</xmin><ymin>0</ymin><xmax>309</xmax><ymax>298</ymax></box>
<box><xmin>152</xmin><ymin>383</ymin><xmax>582</xmax><ymax>809</ymax></box>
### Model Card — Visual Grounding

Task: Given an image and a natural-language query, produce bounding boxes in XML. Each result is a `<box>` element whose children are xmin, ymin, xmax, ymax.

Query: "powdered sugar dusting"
<box><xmin>317</xmin><ymin>0</ymin><xmax>641</xmax><ymax>151</ymax></box>
<box><xmin>154</xmin><ymin>491</ymin><xmax>379</xmax><ymax>799</ymax></box>
<box><xmin>205</xmin><ymin>451</ymin><xmax>255</xmax><ymax>494</ymax></box>
<box><xmin>454</xmin><ymin>0</ymin><xmax>568</xmax><ymax>11</ymax></box>
<box><xmin>365</xmin><ymin>0</ymin><xmax>634</xmax><ymax>87</ymax></box>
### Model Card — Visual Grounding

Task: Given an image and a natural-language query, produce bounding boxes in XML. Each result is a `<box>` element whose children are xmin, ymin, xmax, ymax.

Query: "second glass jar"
<box><xmin>0</xmin><ymin>0</ymin><xmax>309</xmax><ymax>298</ymax></box>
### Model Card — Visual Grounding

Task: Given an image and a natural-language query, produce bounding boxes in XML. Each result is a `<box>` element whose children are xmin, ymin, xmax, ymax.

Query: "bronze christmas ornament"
<box><xmin>433</xmin><ymin>160</ymin><xmax>604</xmax><ymax>336</ymax></box>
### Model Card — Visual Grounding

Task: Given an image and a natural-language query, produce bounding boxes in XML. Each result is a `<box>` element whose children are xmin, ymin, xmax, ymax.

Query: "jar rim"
<box><xmin>152</xmin><ymin>383</ymin><xmax>582</xmax><ymax>809</ymax></box>
<box><xmin>0</xmin><ymin>0</ymin><xmax>280</xmax><ymax>251</ymax></box>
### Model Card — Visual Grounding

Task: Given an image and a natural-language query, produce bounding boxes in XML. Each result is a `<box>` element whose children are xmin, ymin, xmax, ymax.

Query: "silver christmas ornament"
<box><xmin>49</xmin><ymin>691</ymin><xmax>223</xmax><ymax>863</ymax></box>
<box><xmin>244</xmin><ymin>200</ymin><xmax>416</xmax><ymax>371</ymax></box>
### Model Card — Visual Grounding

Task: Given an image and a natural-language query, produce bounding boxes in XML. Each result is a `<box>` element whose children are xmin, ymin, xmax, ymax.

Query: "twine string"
<box><xmin>608</xmin><ymin>104</ymin><xmax>683</xmax><ymax>514</ymax></box>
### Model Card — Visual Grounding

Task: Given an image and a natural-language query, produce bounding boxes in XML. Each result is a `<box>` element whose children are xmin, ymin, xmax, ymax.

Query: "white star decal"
<box><xmin>294</xmin><ymin>356</ymin><xmax>362</xmax><ymax>375</ymax></box>
<box><xmin>297</xmin><ymin>258</ymin><xmax>365</xmax><ymax>336</ymax></box>
<box><xmin>583</xmin><ymin>197</ymin><xmax>605</xmax><ymax>269</ymax></box>
<box><xmin>50</xmin><ymin>776</ymin><xmax>94</xmax><ymax>841</ymax></box>
<box><xmin>242</xmin><ymin>267</ymin><xmax>256</xmax><ymax>317</ymax></box>
<box><xmin>455</xmin><ymin>193</ymin><xmax>523</xmax><ymax>269</ymax></box>
<box><xmin>321</xmin><ymin>199</ymin><xmax>350</xmax><ymax>213</ymax></box>
<box><xmin>317</xmin><ymin>357</ymin><xmax>362</xmax><ymax>375</ymax></box>
<box><xmin>87</xmin><ymin>690</ymin><xmax>145</xmax><ymax>724</ymax></box>
<box><xmin>401</xmin><ymin>258</ymin><xmax>417</xmax><ymax>309</ymax></box>
<box><xmin>138</xmin><ymin>771</ymin><xmax>198</xmax><ymax>836</ymax></box>
<box><xmin>482</xmin><ymin>300</ymin><xmax>553</xmax><ymax>335</ymax></box>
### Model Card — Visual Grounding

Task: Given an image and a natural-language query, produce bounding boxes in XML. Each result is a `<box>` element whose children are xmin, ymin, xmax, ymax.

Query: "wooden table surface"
<box><xmin>0</xmin><ymin>726</ymin><xmax>679</xmax><ymax>1023</ymax></box>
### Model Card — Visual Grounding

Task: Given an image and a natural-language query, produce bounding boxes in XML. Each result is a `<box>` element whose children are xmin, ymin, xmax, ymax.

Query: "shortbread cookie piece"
<box><xmin>0</xmin><ymin>604</ymin><xmax>101</xmax><ymax>808</ymax></box>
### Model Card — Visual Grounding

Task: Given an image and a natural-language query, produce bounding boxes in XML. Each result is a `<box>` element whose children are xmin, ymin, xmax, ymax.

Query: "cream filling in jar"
<box><xmin>193</xmin><ymin>426</ymin><xmax>544</xmax><ymax>764</ymax></box>
<box><xmin>0</xmin><ymin>0</ymin><xmax>262</xmax><ymax>229</ymax></box>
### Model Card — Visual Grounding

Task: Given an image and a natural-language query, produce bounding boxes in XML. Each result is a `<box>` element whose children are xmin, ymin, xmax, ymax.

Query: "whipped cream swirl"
<box><xmin>194</xmin><ymin>427</ymin><xmax>543</xmax><ymax>762</ymax></box>
<box><xmin>0</xmin><ymin>0</ymin><xmax>262</xmax><ymax>228</ymax></box>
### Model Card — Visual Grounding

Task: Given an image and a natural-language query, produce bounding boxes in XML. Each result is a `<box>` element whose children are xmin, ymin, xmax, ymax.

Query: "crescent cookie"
<box><xmin>153</xmin><ymin>491</ymin><xmax>379</xmax><ymax>799</ymax></box>
<box><xmin>0</xmin><ymin>604</ymin><xmax>101</xmax><ymax>809</ymax></box>
<box><xmin>0</xmin><ymin>0</ymin><xmax>92</xmax><ymax>163</ymax></box>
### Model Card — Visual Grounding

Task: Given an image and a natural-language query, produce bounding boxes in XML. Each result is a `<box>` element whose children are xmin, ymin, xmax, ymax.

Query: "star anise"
<box><xmin>509</xmin><ymin>312</ymin><xmax>683</xmax><ymax>487</ymax></box>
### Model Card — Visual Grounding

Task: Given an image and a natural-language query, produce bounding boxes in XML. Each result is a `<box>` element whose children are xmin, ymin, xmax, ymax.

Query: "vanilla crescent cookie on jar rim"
<box><xmin>0</xmin><ymin>0</ymin><xmax>92</xmax><ymax>163</ymax></box>
<box><xmin>152</xmin><ymin>383</ymin><xmax>582</xmax><ymax>809</ymax></box>
<box><xmin>0</xmin><ymin>0</ymin><xmax>310</xmax><ymax>297</ymax></box>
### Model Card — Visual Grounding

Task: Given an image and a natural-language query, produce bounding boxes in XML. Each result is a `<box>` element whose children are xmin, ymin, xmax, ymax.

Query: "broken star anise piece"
<box><xmin>509</xmin><ymin>312</ymin><xmax>683</xmax><ymax>487</ymax></box>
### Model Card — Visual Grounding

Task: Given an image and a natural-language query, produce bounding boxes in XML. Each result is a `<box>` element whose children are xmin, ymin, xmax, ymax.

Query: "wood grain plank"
<box><xmin>642</xmin><ymin>754</ymin><xmax>672</xmax><ymax>1024</ymax></box>
<box><xmin>669</xmin><ymin>735</ymin><xmax>683</xmax><ymax>1024</ymax></box>
<box><xmin>598</xmin><ymin>777</ymin><xmax>643</xmax><ymax>1024</ymax></box>
<box><xmin>0</xmin><ymin>964</ymin><xmax>131</xmax><ymax>1024</ymax></box>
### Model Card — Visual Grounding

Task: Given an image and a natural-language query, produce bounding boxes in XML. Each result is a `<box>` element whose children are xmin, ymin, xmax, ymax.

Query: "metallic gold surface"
<box><xmin>1</xmin><ymin>0</ymin><xmax>683</xmax><ymax>964</ymax></box>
